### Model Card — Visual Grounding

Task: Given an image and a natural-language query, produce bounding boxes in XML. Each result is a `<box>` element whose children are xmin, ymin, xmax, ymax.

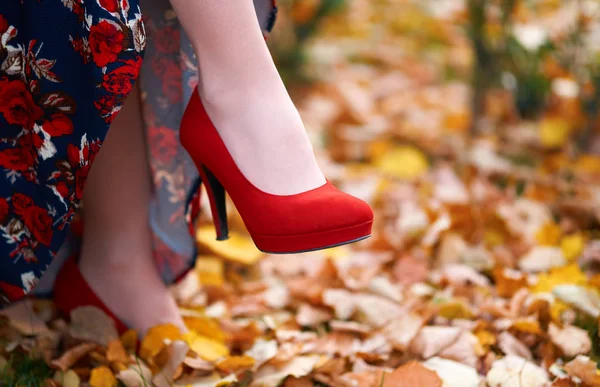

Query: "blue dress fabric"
<box><xmin>0</xmin><ymin>0</ymin><xmax>277</xmax><ymax>303</ymax></box>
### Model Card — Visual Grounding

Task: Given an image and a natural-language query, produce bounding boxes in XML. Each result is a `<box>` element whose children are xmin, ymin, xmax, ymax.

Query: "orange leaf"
<box><xmin>89</xmin><ymin>366</ymin><xmax>117</xmax><ymax>387</ymax></box>
<box><xmin>120</xmin><ymin>329</ymin><xmax>138</xmax><ymax>352</ymax></box>
<box><xmin>216</xmin><ymin>355</ymin><xmax>256</xmax><ymax>373</ymax></box>
<box><xmin>106</xmin><ymin>340</ymin><xmax>128</xmax><ymax>363</ymax></box>
<box><xmin>382</xmin><ymin>361</ymin><xmax>442</xmax><ymax>387</ymax></box>
<box><xmin>139</xmin><ymin>324</ymin><xmax>182</xmax><ymax>361</ymax></box>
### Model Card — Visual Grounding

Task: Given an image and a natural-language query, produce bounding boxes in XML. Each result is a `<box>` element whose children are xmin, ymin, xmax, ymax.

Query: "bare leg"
<box><xmin>78</xmin><ymin>86</ymin><xmax>185</xmax><ymax>334</ymax></box>
<box><xmin>169</xmin><ymin>0</ymin><xmax>326</xmax><ymax>195</ymax></box>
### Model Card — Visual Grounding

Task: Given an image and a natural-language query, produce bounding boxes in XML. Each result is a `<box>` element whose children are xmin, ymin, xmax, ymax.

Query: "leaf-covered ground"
<box><xmin>1</xmin><ymin>1</ymin><xmax>600</xmax><ymax>386</ymax></box>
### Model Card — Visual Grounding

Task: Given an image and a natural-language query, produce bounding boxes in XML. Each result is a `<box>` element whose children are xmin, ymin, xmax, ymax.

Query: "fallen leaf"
<box><xmin>535</xmin><ymin>222</ymin><xmax>561</xmax><ymax>246</ymax></box>
<box><xmin>53</xmin><ymin>370</ymin><xmax>80</xmax><ymax>387</ymax></box>
<box><xmin>184</xmin><ymin>331</ymin><xmax>229</xmax><ymax>361</ymax></box>
<box><xmin>116</xmin><ymin>363</ymin><xmax>153</xmax><ymax>387</ymax></box>
<box><xmin>245</xmin><ymin>339</ymin><xmax>278</xmax><ymax>369</ymax></box>
<box><xmin>560</xmin><ymin>233</ymin><xmax>585</xmax><ymax>262</ymax></box>
<box><xmin>153</xmin><ymin>340</ymin><xmax>189</xmax><ymax>387</ymax></box>
<box><xmin>410</xmin><ymin>326</ymin><xmax>462</xmax><ymax>359</ymax></box>
<box><xmin>552</xmin><ymin>285</ymin><xmax>600</xmax><ymax>318</ymax></box>
<box><xmin>183</xmin><ymin>316</ymin><xmax>225</xmax><ymax>342</ymax></box>
<box><xmin>296</xmin><ymin>304</ymin><xmax>333</xmax><ymax>327</ymax></box>
<box><xmin>197</xmin><ymin>226</ymin><xmax>263</xmax><ymax>265</ymax></box>
<box><xmin>486</xmin><ymin>355</ymin><xmax>549</xmax><ymax>387</ymax></box>
<box><xmin>539</xmin><ymin>116</ymin><xmax>572</xmax><ymax>148</ymax></box>
<box><xmin>382</xmin><ymin>361</ymin><xmax>442</xmax><ymax>387</ymax></box>
<box><xmin>0</xmin><ymin>300</ymin><xmax>49</xmax><ymax>335</ymax></box>
<box><xmin>531</xmin><ymin>264</ymin><xmax>588</xmax><ymax>293</ymax></box>
<box><xmin>139</xmin><ymin>324</ymin><xmax>182</xmax><ymax>361</ymax></box>
<box><xmin>422</xmin><ymin>357</ymin><xmax>481</xmax><ymax>387</ymax></box>
<box><xmin>89</xmin><ymin>366</ymin><xmax>118</xmax><ymax>387</ymax></box>
<box><xmin>69</xmin><ymin>306</ymin><xmax>119</xmax><ymax>346</ymax></box>
<box><xmin>548</xmin><ymin>323</ymin><xmax>592</xmax><ymax>357</ymax></box>
<box><xmin>195</xmin><ymin>256</ymin><xmax>225</xmax><ymax>287</ymax></box>
<box><xmin>106</xmin><ymin>340</ymin><xmax>128</xmax><ymax>363</ymax></box>
<box><xmin>50</xmin><ymin>343</ymin><xmax>97</xmax><ymax>371</ymax></box>
<box><xmin>519</xmin><ymin>247</ymin><xmax>566</xmax><ymax>273</ymax></box>
<box><xmin>375</xmin><ymin>145</ymin><xmax>429</xmax><ymax>180</ymax></box>
<box><xmin>564</xmin><ymin>356</ymin><xmax>600</xmax><ymax>386</ymax></box>
<box><xmin>216</xmin><ymin>355</ymin><xmax>255</xmax><ymax>373</ymax></box>
<box><xmin>497</xmin><ymin>332</ymin><xmax>532</xmax><ymax>360</ymax></box>
<box><xmin>120</xmin><ymin>329</ymin><xmax>138</xmax><ymax>352</ymax></box>
<box><xmin>251</xmin><ymin>355</ymin><xmax>321</xmax><ymax>387</ymax></box>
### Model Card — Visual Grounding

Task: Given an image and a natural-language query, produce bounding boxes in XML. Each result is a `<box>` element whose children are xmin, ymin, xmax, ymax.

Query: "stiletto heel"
<box><xmin>180</xmin><ymin>88</ymin><xmax>373</xmax><ymax>254</ymax></box>
<box><xmin>198</xmin><ymin>164</ymin><xmax>229</xmax><ymax>241</ymax></box>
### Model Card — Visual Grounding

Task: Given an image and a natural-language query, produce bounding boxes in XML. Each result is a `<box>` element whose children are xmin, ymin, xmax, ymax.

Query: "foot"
<box><xmin>199</xmin><ymin>74</ymin><xmax>327</xmax><ymax>196</ymax></box>
<box><xmin>79</xmin><ymin>248</ymin><xmax>186</xmax><ymax>335</ymax></box>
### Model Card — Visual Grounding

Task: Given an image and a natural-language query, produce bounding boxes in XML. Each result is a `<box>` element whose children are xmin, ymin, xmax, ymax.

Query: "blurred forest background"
<box><xmin>3</xmin><ymin>1</ymin><xmax>600</xmax><ymax>386</ymax></box>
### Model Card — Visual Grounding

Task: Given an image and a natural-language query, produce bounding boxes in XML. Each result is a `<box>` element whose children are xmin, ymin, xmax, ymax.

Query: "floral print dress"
<box><xmin>0</xmin><ymin>0</ymin><xmax>277</xmax><ymax>303</ymax></box>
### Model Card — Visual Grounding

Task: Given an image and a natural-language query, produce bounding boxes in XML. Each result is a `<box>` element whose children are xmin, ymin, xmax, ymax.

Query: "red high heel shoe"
<box><xmin>180</xmin><ymin>88</ymin><xmax>374</xmax><ymax>254</ymax></box>
<box><xmin>53</xmin><ymin>255</ymin><xmax>128</xmax><ymax>334</ymax></box>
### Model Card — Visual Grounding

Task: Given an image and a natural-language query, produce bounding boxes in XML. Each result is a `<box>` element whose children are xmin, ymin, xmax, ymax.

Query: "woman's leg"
<box><xmin>168</xmin><ymin>0</ymin><xmax>326</xmax><ymax>195</ymax></box>
<box><xmin>78</xmin><ymin>86</ymin><xmax>185</xmax><ymax>334</ymax></box>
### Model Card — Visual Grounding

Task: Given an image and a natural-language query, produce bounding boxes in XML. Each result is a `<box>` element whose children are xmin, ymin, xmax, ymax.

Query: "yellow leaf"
<box><xmin>535</xmin><ymin>222</ymin><xmax>561</xmax><ymax>246</ymax></box>
<box><xmin>183</xmin><ymin>316</ymin><xmax>226</xmax><ymax>342</ymax></box>
<box><xmin>511</xmin><ymin>320</ymin><xmax>543</xmax><ymax>335</ymax></box>
<box><xmin>184</xmin><ymin>331</ymin><xmax>229</xmax><ymax>362</ymax></box>
<box><xmin>89</xmin><ymin>366</ymin><xmax>117</xmax><ymax>387</ymax></box>
<box><xmin>139</xmin><ymin>324</ymin><xmax>182</xmax><ymax>361</ymax></box>
<box><xmin>216</xmin><ymin>355</ymin><xmax>255</xmax><ymax>373</ymax></box>
<box><xmin>484</xmin><ymin>229</ymin><xmax>505</xmax><ymax>247</ymax></box>
<box><xmin>475</xmin><ymin>330</ymin><xmax>496</xmax><ymax>350</ymax></box>
<box><xmin>195</xmin><ymin>256</ymin><xmax>225</xmax><ymax>287</ymax></box>
<box><xmin>560</xmin><ymin>233</ymin><xmax>585</xmax><ymax>262</ymax></box>
<box><xmin>530</xmin><ymin>264</ymin><xmax>588</xmax><ymax>293</ymax></box>
<box><xmin>539</xmin><ymin>117</ymin><xmax>572</xmax><ymax>148</ymax></box>
<box><xmin>375</xmin><ymin>145</ymin><xmax>429</xmax><ymax>180</ymax></box>
<box><xmin>197</xmin><ymin>226</ymin><xmax>263</xmax><ymax>265</ymax></box>
<box><xmin>550</xmin><ymin>301</ymin><xmax>569</xmax><ymax>324</ymax></box>
<box><xmin>438</xmin><ymin>300</ymin><xmax>473</xmax><ymax>320</ymax></box>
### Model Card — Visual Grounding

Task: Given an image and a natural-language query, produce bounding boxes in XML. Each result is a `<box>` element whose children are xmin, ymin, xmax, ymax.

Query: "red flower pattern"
<box><xmin>0</xmin><ymin>79</ymin><xmax>44</xmax><ymax>129</ymax></box>
<box><xmin>89</xmin><ymin>21</ymin><xmax>125</xmax><ymax>67</ymax></box>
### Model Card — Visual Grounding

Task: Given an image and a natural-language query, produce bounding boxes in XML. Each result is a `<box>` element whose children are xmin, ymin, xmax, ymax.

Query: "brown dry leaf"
<box><xmin>250</xmin><ymin>355</ymin><xmax>321</xmax><ymax>387</ymax></box>
<box><xmin>152</xmin><ymin>340</ymin><xmax>189</xmax><ymax>387</ymax></box>
<box><xmin>0</xmin><ymin>300</ymin><xmax>49</xmax><ymax>335</ymax></box>
<box><xmin>182</xmin><ymin>356</ymin><xmax>214</xmax><ymax>371</ymax></box>
<box><xmin>89</xmin><ymin>366</ymin><xmax>118</xmax><ymax>387</ymax></box>
<box><xmin>548</xmin><ymin>323</ymin><xmax>592</xmax><ymax>357</ymax></box>
<box><xmin>50</xmin><ymin>343</ymin><xmax>97</xmax><ymax>371</ymax></box>
<box><xmin>106</xmin><ymin>340</ymin><xmax>128</xmax><ymax>363</ymax></box>
<box><xmin>216</xmin><ymin>355</ymin><xmax>255</xmax><ymax>373</ymax></box>
<box><xmin>381</xmin><ymin>312</ymin><xmax>424</xmax><ymax>351</ymax></box>
<box><xmin>410</xmin><ymin>326</ymin><xmax>462</xmax><ymax>359</ymax></box>
<box><xmin>497</xmin><ymin>332</ymin><xmax>533</xmax><ymax>360</ymax></box>
<box><xmin>296</xmin><ymin>304</ymin><xmax>333</xmax><ymax>327</ymax></box>
<box><xmin>564</xmin><ymin>356</ymin><xmax>600</xmax><ymax>386</ymax></box>
<box><xmin>486</xmin><ymin>355</ymin><xmax>549</xmax><ymax>386</ymax></box>
<box><xmin>392</xmin><ymin>255</ymin><xmax>429</xmax><ymax>286</ymax></box>
<box><xmin>139</xmin><ymin>323</ymin><xmax>182</xmax><ymax>361</ymax></box>
<box><xmin>494</xmin><ymin>268</ymin><xmax>528</xmax><ymax>298</ymax></box>
<box><xmin>245</xmin><ymin>339</ymin><xmax>278</xmax><ymax>369</ymax></box>
<box><xmin>69</xmin><ymin>306</ymin><xmax>119</xmax><ymax>346</ymax></box>
<box><xmin>382</xmin><ymin>361</ymin><xmax>442</xmax><ymax>387</ymax></box>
